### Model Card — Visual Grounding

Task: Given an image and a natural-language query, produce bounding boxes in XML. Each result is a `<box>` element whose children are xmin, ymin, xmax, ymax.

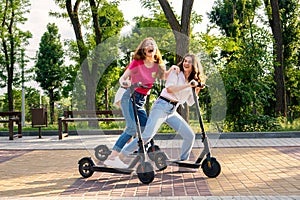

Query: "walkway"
<box><xmin>0</xmin><ymin>134</ymin><xmax>299</xmax><ymax>200</ymax></box>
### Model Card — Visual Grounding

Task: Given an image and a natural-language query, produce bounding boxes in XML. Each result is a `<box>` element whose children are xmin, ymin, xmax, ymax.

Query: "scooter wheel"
<box><xmin>94</xmin><ymin>145</ymin><xmax>111</xmax><ymax>161</ymax></box>
<box><xmin>154</xmin><ymin>151</ymin><xmax>168</xmax><ymax>171</ymax></box>
<box><xmin>137</xmin><ymin>162</ymin><xmax>155</xmax><ymax>184</ymax></box>
<box><xmin>201</xmin><ymin>157</ymin><xmax>221</xmax><ymax>178</ymax></box>
<box><xmin>78</xmin><ymin>157</ymin><xmax>95</xmax><ymax>178</ymax></box>
<box><xmin>147</xmin><ymin>145</ymin><xmax>160</xmax><ymax>161</ymax></box>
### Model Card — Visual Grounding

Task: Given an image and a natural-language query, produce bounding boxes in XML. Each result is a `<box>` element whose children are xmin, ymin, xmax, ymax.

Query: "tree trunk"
<box><xmin>66</xmin><ymin>0</ymin><xmax>97</xmax><ymax>112</ymax></box>
<box><xmin>1</xmin><ymin>0</ymin><xmax>15</xmax><ymax>111</ymax></box>
<box><xmin>66</xmin><ymin>0</ymin><xmax>104</xmax><ymax>127</ymax></box>
<box><xmin>265</xmin><ymin>0</ymin><xmax>287</xmax><ymax>117</ymax></box>
<box><xmin>158</xmin><ymin>0</ymin><xmax>194</xmax><ymax>122</ymax></box>
<box><xmin>174</xmin><ymin>33</ymin><xmax>189</xmax><ymax>63</ymax></box>
<box><xmin>8</xmin><ymin>56</ymin><xmax>14</xmax><ymax>112</ymax></box>
<box><xmin>89</xmin><ymin>0</ymin><xmax>101</xmax><ymax>44</ymax></box>
<box><xmin>8</xmin><ymin>10</ymin><xmax>14</xmax><ymax>112</ymax></box>
<box><xmin>158</xmin><ymin>0</ymin><xmax>193</xmax><ymax>59</ymax></box>
<box><xmin>2</xmin><ymin>40</ymin><xmax>13</xmax><ymax>111</ymax></box>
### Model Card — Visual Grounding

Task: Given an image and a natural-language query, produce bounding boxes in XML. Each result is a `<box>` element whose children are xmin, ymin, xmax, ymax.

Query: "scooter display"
<box><xmin>78</xmin><ymin>83</ymin><xmax>155</xmax><ymax>184</ymax></box>
<box><xmin>154</xmin><ymin>86</ymin><xmax>221</xmax><ymax>178</ymax></box>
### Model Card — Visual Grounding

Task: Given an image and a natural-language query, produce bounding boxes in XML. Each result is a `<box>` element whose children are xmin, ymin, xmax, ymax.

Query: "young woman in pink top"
<box><xmin>104</xmin><ymin>37</ymin><xmax>177</xmax><ymax>168</ymax></box>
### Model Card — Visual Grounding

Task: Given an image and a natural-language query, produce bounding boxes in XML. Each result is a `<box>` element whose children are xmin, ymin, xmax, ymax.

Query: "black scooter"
<box><xmin>154</xmin><ymin>86</ymin><xmax>221</xmax><ymax>178</ymax></box>
<box><xmin>78</xmin><ymin>83</ymin><xmax>155</xmax><ymax>184</ymax></box>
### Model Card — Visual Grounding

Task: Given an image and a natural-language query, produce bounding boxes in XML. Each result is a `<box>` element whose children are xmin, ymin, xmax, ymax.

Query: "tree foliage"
<box><xmin>278</xmin><ymin>0</ymin><xmax>300</xmax><ymax>120</ymax></box>
<box><xmin>35</xmin><ymin>23</ymin><xmax>65</xmax><ymax>124</ymax></box>
<box><xmin>0</xmin><ymin>0</ymin><xmax>32</xmax><ymax>111</ymax></box>
<box><xmin>1</xmin><ymin>0</ymin><xmax>298</xmax><ymax>132</ymax></box>
<box><xmin>207</xmin><ymin>0</ymin><xmax>279</xmax><ymax>131</ymax></box>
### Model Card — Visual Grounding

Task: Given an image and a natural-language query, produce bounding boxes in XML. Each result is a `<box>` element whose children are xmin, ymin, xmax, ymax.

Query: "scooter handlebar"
<box><xmin>133</xmin><ymin>82</ymin><xmax>148</xmax><ymax>89</ymax></box>
<box><xmin>191</xmin><ymin>81</ymin><xmax>206</xmax><ymax>88</ymax></box>
<box><xmin>122</xmin><ymin>82</ymin><xmax>148</xmax><ymax>89</ymax></box>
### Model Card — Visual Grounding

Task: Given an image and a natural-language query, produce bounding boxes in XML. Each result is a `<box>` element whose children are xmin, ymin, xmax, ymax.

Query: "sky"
<box><xmin>0</xmin><ymin>0</ymin><xmax>216</xmax><ymax>95</ymax></box>
<box><xmin>23</xmin><ymin>0</ymin><xmax>216</xmax><ymax>55</ymax></box>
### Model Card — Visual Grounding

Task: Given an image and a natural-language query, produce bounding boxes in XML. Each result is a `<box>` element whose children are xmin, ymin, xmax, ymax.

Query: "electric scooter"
<box><xmin>78</xmin><ymin>83</ymin><xmax>155</xmax><ymax>184</ymax></box>
<box><xmin>154</xmin><ymin>86</ymin><xmax>221</xmax><ymax>178</ymax></box>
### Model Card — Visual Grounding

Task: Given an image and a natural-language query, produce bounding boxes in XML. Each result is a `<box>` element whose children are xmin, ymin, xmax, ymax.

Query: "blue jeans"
<box><xmin>112</xmin><ymin>89</ymin><xmax>147</xmax><ymax>152</ymax></box>
<box><xmin>121</xmin><ymin>98</ymin><xmax>195</xmax><ymax>160</ymax></box>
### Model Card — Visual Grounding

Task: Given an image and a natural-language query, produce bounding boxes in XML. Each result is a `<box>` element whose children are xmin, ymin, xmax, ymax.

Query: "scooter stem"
<box><xmin>130</xmin><ymin>83</ymin><xmax>147</xmax><ymax>160</ymax></box>
<box><xmin>192</xmin><ymin>87</ymin><xmax>206</xmax><ymax>141</ymax></box>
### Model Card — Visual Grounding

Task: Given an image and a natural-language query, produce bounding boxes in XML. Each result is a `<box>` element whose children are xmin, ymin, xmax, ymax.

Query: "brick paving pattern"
<box><xmin>0</xmin><ymin>150</ymin><xmax>31</xmax><ymax>163</ymax></box>
<box><xmin>0</xmin><ymin>146</ymin><xmax>299</xmax><ymax>199</ymax></box>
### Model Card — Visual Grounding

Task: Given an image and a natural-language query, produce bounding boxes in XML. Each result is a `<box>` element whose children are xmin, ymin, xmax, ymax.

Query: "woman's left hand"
<box><xmin>170</xmin><ymin>65</ymin><xmax>180</xmax><ymax>74</ymax></box>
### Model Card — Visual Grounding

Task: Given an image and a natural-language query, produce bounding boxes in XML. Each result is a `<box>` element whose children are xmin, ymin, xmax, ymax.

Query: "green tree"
<box><xmin>35</xmin><ymin>23</ymin><xmax>65</xmax><ymax>124</ymax></box>
<box><xmin>1</xmin><ymin>89</ymin><xmax>21</xmax><ymax>112</ymax></box>
<box><xmin>53</xmin><ymin>0</ymin><xmax>125</xmax><ymax>114</ymax></box>
<box><xmin>278</xmin><ymin>0</ymin><xmax>300</xmax><ymax>121</ymax></box>
<box><xmin>0</xmin><ymin>0</ymin><xmax>32</xmax><ymax>111</ymax></box>
<box><xmin>207</xmin><ymin>0</ymin><xmax>279</xmax><ymax>131</ymax></box>
<box><xmin>0</xmin><ymin>87</ymin><xmax>41</xmax><ymax>122</ymax></box>
<box><xmin>96</xmin><ymin>1</ymin><xmax>126</xmax><ymax>110</ymax></box>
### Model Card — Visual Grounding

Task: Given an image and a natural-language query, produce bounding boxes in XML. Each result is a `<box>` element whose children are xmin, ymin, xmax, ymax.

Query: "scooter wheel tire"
<box><xmin>154</xmin><ymin>151</ymin><xmax>168</xmax><ymax>171</ymax></box>
<box><xmin>147</xmin><ymin>145</ymin><xmax>160</xmax><ymax>161</ymax></box>
<box><xmin>78</xmin><ymin>157</ymin><xmax>95</xmax><ymax>178</ymax></box>
<box><xmin>137</xmin><ymin>162</ymin><xmax>155</xmax><ymax>184</ymax></box>
<box><xmin>201</xmin><ymin>157</ymin><xmax>221</xmax><ymax>178</ymax></box>
<box><xmin>94</xmin><ymin>145</ymin><xmax>111</xmax><ymax>161</ymax></box>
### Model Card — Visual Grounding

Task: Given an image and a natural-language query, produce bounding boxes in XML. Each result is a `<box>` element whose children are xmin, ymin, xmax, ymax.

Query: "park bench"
<box><xmin>0</xmin><ymin>111</ymin><xmax>22</xmax><ymax>140</ymax></box>
<box><xmin>58</xmin><ymin>110</ymin><xmax>125</xmax><ymax>140</ymax></box>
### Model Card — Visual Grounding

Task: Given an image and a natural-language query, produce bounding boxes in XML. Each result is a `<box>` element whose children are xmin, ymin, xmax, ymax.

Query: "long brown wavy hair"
<box><xmin>132</xmin><ymin>37</ymin><xmax>165</xmax><ymax>79</ymax></box>
<box><xmin>177</xmin><ymin>54</ymin><xmax>207</xmax><ymax>84</ymax></box>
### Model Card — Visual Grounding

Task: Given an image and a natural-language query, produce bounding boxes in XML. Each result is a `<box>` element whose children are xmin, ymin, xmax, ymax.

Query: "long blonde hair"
<box><xmin>132</xmin><ymin>37</ymin><xmax>165</xmax><ymax>79</ymax></box>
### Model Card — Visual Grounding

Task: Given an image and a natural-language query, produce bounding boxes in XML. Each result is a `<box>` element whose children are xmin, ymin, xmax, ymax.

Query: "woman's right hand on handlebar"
<box><xmin>120</xmin><ymin>79</ymin><xmax>131</xmax><ymax>88</ymax></box>
<box><xmin>189</xmin><ymin>80</ymin><xmax>206</xmax><ymax>88</ymax></box>
<box><xmin>189</xmin><ymin>80</ymin><xmax>198</xmax><ymax>87</ymax></box>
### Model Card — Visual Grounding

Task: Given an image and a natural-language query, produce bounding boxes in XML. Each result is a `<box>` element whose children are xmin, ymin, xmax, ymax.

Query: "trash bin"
<box><xmin>31</xmin><ymin>108</ymin><xmax>48</xmax><ymax>138</ymax></box>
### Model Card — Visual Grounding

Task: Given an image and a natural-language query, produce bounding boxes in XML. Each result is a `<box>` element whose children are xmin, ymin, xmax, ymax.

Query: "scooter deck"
<box><xmin>167</xmin><ymin>159</ymin><xmax>200</xmax><ymax>168</ymax></box>
<box><xmin>92</xmin><ymin>166</ymin><xmax>134</xmax><ymax>174</ymax></box>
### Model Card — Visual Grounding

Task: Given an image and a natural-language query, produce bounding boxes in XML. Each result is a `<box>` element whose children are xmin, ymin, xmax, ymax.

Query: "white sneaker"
<box><xmin>104</xmin><ymin>157</ymin><xmax>128</xmax><ymax>169</ymax></box>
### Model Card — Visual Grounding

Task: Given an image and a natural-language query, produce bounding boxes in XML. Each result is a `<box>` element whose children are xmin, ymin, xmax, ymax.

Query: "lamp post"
<box><xmin>21</xmin><ymin>49</ymin><xmax>25</xmax><ymax>126</ymax></box>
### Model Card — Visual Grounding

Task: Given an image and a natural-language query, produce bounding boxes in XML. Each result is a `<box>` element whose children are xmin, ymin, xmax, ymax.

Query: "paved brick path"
<box><xmin>0</xmin><ymin>142</ymin><xmax>299</xmax><ymax>199</ymax></box>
